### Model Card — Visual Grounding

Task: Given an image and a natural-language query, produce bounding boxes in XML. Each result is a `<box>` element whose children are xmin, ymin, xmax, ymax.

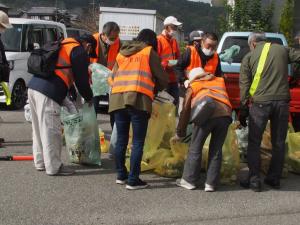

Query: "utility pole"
<box><xmin>55</xmin><ymin>0</ymin><xmax>58</xmax><ymax>22</ymax></box>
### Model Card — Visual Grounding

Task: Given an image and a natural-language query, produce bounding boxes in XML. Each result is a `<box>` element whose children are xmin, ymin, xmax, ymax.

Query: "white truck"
<box><xmin>99</xmin><ymin>7</ymin><xmax>184</xmax><ymax>42</ymax></box>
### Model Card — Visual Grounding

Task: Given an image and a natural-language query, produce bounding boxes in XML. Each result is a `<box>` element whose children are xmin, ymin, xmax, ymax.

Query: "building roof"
<box><xmin>100</xmin><ymin>7</ymin><xmax>157</xmax><ymax>15</ymax></box>
<box><xmin>27</xmin><ymin>7</ymin><xmax>57</xmax><ymax>16</ymax></box>
<box><xmin>0</xmin><ymin>3</ymin><xmax>10</xmax><ymax>9</ymax></box>
<box><xmin>8</xmin><ymin>9</ymin><xmax>25</xmax><ymax>17</ymax></box>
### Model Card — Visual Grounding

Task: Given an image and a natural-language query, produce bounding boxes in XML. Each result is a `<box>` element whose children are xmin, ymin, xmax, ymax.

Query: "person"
<box><xmin>0</xmin><ymin>10</ymin><xmax>12</xmax><ymax>148</ymax></box>
<box><xmin>175</xmin><ymin>32</ymin><xmax>222</xmax><ymax>83</ymax></box>
<box><xmin>239</xmin><ymin>32</ymin><xmax>300</xmax><ymax>191</ymax></box>
<box><xmin>28</xmin><ymin>34</ymin><xmax>96</xmax><ymax>176</ymax></box>
<box><xmin>109</xmin><ymin>29</ymin><xmax>168</xmax><ymax>190</ymax></box>
<box><xmin>173</xmin><ymin>33</ymin><xmax>232</xmax><ymax>192</ymax></box>
<box><xmin>157</xmin><ymin>16</ymin><xmax>182</xmax><ymax>105</ymax></box>
<box><xmin>91</xmin><ymin>21</ymin><xmax>121</xmax><ymax>126</ymax></box>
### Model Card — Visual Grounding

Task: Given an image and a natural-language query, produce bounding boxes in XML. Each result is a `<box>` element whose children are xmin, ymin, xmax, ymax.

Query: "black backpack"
<box><xmin>27</xmin><ymin>40</ymin><xmax>75</xmax><ymax>78</ymax></box>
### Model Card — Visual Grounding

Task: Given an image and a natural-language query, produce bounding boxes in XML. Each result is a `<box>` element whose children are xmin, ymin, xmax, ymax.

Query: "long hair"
<box><xmin>136</xmin><ymin>29</ymin><xmax>158</xmax><ymax>52</ymax></box>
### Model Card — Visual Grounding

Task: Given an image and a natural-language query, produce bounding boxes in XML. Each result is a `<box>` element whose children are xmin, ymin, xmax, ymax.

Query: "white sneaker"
<box><xmin>116</xmin><ymin>179</ymin><xmax>127</xmax><ymax>185</ymax></box>
<box><xmin>204</xmin><ymin>183</ymin><xmax>215</xmax><ymax>192</ymax></box>
<box><xmin>176</xmin><ymin>178</ymin><xmax>196</xmax><ymax>190</ymax></box>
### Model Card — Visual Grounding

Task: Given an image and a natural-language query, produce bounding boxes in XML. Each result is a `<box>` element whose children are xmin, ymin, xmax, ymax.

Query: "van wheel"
<box><xmin>11</xmin><ymin>80</ymin><xmax>27</xmax><ymax>110</ymax></box>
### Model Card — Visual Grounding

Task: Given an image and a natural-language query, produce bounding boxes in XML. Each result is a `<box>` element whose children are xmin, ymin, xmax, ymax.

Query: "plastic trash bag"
<box><xmin>154</xmin><ymin>141</ymin><xmax>189</xmax><ymax>178</ymax></box>
<box><xmin>201</xmin><ymin>123</ymin><xmax>240</xmax><ymax>184</ymax></box>
<box><xmin>235</xmin><ymin>126</ymin><xmax>248</xmax><ymax>161</ymax></box>
<box><xmin>24</xmin><ymin>100</ymin><xmax>32</xmax><ymax>123</ymax></box>
<box><xmin>89</xmin><ymin>63</ymin><xmax>111</xmax><ymax>96</ymax></box>
<box><xmin>142</xmin><ymin>101</ymin><xmax>176</xmax><ymax>161</ymax></box>
<box><xmin>62</xmin><ymin>104</ymin><xmax>101</xmax><ymax>166</ymax></box>
<box><xmin>219</xmin><ymin>45</ymin><xmax>240</xmax><ymax>64</ymax></box>
<box><xmin>287</xmin><ymin>131</ymin><xmax>300</xmax><ymax>174</ymax></box>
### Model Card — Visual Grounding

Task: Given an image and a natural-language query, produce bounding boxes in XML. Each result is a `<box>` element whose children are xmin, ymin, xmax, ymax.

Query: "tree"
<box><xmin>279</xmin><ymin>0</ymin><xmax>294</xmax><ymax>45</ymax></box>
<box><xmin>219</xmin><ymin>0</ymin><xmax>274</xmax><ymax>33</ymax></box>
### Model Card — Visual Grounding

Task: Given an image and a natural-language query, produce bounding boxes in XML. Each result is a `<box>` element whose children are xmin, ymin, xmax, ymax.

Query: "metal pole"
<box><xmin>55</xmin><ymin>0</ymin><xmax>58</xmax><ymax>22</ymax></box>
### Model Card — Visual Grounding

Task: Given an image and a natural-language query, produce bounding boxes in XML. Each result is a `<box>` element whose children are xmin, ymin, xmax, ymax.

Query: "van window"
<box><xmin>28</xmin><ymin>26</ymin><xmax>44</xmax><ymax>47</ymax></box>
<box><xmin>220</xmin><ymin>36</ymin><xmax>284</xmax><ymax>63</ymax></box>
<box><xmin>1</xmin><ymin>24</ymin><xmax>22</xmax><ymax>52</ymax></box>
<box><xmin>44</xmin><ymin>28</ymin><xmax>58</xmax><ymax>43</ymax></box>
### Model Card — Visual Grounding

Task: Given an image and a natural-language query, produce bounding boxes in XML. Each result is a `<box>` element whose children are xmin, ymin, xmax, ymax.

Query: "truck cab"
<box><xmin>217</xmin><ymin>32</ymin><xmax>300</xmax><ymax>130</ymax></box>
<box><xmin>0</xmin><ymin>18</ymin><xmax>67</xmax><ymax>109</ymax></box>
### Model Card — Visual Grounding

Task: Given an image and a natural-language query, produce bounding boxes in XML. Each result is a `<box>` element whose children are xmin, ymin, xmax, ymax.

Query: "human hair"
<box><xmin>203</xmin><ymin>32</ymin><xmax>218</xmax><ymax>42</ymax></box>
<box><xmin>136</xmin><ymin>29</ymin><xmax>158</xmax><ymax>52</ymax></box>
<box><xmin>248</xmin><ymin>32</ymin><xmax>267</xmax><ymax>46</ymax></box>
<box><xmin>102</xmin><ymin>22</ymin><xmax>120</xmax><ymax>36</ymax></box>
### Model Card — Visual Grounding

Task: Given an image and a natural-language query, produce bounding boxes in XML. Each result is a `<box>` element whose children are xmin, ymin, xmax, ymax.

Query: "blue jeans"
<box><xmin>114</xmin><ymin>108</ymin><xmax>149</xmax><ymax>183</ymax></box>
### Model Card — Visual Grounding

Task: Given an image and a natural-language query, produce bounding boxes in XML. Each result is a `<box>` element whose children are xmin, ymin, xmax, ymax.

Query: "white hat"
<box><xmin>163</xmin><ymin>16</ymin><xmax>182</xmax><ymax>26</ymax></box>
<box><xmin>0</xmin><ymin>11</ymin><xmax>12</xmax><ymax>29</ymax></box>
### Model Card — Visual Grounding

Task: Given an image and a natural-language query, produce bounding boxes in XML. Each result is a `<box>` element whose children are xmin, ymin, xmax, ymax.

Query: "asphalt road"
<box><xmin>1</xmin><ymin>107</ymin><xmax>300</xmax><ymax>225</ymax></box>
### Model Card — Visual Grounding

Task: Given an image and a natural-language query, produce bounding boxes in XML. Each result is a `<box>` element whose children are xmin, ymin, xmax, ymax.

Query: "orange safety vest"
<box><xmin>91</xmin><ymin>33</ymin><xmax>120</xmax><ymax>70</ymax></box>
<box><xmin>54</xmin><ymin>38</ymin><xmax>80</xmax><ymax>89</ymax></box>
<box><xmin>190</xmin><ymin>77</ymin><xmax>232</xmax><ymax>109</ymax></box>
<box><xmin>157</xmin><ymin>34</ymin><xmax>179</xmax><ymax>83</ymax></box>
<box><xmin>186</xmin><ymin>46</ymin><xmax>219</xmax><ymax>76</ymax></box>
<box><xmin>111</xmin><ymin>46</ymin><xmax>155</xmax><ymax>100</ymax></box>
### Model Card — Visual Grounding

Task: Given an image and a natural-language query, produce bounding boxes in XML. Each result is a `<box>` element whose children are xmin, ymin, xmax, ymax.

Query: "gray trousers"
<box><xmin>182</xmin><ymin>116</ymin><xmax>231</xmax><ymax>186</ymax></box>
<box><xmin>247</xmin><ymin>100</ymin><xmax>289</xmax><ymax>182</ymax></box>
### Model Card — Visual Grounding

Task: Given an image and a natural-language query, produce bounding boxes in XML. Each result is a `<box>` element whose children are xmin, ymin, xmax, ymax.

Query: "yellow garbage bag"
<box><xmin>153</xmin><ymin>141</ymin><xmax>189</xmax><ymax>178</ymax></box>
<box><xmin>127</xmin><ymin>101</ymin><xmax>176</xmax><ymax>161</ymax></box>
<box><xmin>201</xmin><ymin>123</ymin><xmax>240</xmax><ymax>185</ymax></box>
<box><xmin>287</xmin><ymin>131</ymin><xmax>300</xmax><ymax>174</ymax></box>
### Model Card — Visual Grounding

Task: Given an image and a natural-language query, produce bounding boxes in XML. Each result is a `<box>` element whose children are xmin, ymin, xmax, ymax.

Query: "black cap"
<box><xmin>79</xmin><ymin>34</ymin><xmax>97</xmax><ymax>58</ymax></box>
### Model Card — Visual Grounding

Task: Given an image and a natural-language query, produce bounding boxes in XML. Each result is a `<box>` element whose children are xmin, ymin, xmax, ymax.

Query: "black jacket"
<box><xmin>28</xmin><ymin>42</ymin><xmax>93</xmax><ymax>105</ymax></box>
<box><xmin>0</xmin><ymin>34</ymin><xmax>9</xmax><ymax>82</ymax></box>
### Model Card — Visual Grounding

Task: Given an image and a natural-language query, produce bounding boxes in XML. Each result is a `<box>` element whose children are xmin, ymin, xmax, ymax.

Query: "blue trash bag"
<box><xmin>62</xmin><ymin>104</ymin><xmax>101</xmax><ymax>166</ymax></box>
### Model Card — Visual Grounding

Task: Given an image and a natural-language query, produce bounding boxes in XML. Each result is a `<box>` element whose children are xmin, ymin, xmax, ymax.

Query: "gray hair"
<box><xmin>102</xmin><ymin>22</ymin><xmax>120</xmax><ymax>35</ymax></box>
<box><xmin>248</xmin><ymin>32</ymin><xmax>267</xmax><ymax>46</ymax></box>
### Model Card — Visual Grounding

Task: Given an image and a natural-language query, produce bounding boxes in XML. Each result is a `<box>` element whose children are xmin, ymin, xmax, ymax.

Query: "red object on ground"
<box><xmin>0</xmin><ymin>155</ymin><xmax>34</xmax><ymax>161</ymax></box>
<box><xmin>12</xmin><ymin>155</ymin><xmax>34</xmax><ymax>161</ymax></box>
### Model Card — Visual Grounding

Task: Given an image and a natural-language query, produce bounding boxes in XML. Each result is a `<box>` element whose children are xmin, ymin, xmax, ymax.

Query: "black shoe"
<box><xmin>126</xmin><ymin>179</ymin><xmax>149</xmax><ymax>190</ymax></box>
<box><xmin>264</xmin><ymin>178</ymin><xmax>280</xmax><ymax>189</ymax></box>
<box><xmin>240</xmin><ymin>180</ymin><xmax>262</xmax><ymax>192</ymax></box>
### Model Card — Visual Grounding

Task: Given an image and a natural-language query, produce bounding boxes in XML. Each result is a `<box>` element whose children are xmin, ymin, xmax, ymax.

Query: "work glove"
<box><xmin>239</xmin><ymin>104</ymin><xmax>249</xmax><ymax>127</ymax></box>
<box><xmin>170</xmin><ymin>134</ymin><xmax>184</xmax><ymax>143</ymax></box>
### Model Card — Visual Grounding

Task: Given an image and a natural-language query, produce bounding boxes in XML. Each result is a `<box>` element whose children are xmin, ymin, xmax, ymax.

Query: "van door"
<box><xmin>44</xmin><ymin>25</ymin><xmax>65</xmax><ymax>44</ymax></box>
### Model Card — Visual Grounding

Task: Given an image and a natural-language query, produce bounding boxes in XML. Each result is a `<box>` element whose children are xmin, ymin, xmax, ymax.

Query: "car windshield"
<box><xmin>1</xmin><ymin>24</ymin><xmax>22</xmax><ymax>52</ymax></box>
<box><xmin>220</xmin><ymin>36</ymin><xmax>284</xmax><ymax>63</ymax></box>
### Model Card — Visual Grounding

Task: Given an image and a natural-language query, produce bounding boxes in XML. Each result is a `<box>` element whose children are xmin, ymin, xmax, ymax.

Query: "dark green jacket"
<box><xmin>108</xmin><ymin>41</ymin><xmax>168</xmax><ymax>114</ymax></box>
<box><xmin>240</xmin><ymin>42</ymin><xmax>300</xmax><ymax>105</ymax></box>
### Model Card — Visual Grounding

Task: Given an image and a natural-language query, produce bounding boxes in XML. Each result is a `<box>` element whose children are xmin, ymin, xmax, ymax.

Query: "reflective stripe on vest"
<box><xmin>157</xmin><ymin>34</ymin><xmax>179</xmax><ymax>83</ymax></box>
<box><xmin>185</xmin><ymin>46</ymin><xmax>219</xmax><ymax>77</ymax></box>
<box><xmin>190</xmin><ymin>77</ymin><xmax>232</xmax><ymax>109</ymax></box>
<box><xmin>91</xmin><ymin>33</ymin><xmax>120</xmax><ymax>70</ymax></box>
<box><xmin>54</xmin><ymin>38</ymin><xmax>80</xmax><ymax>88</ymax></box>
<box><xmin>249</xmin><ymin>43</ymin><xmax>271</xmax><ymax>96</ymax></box>
<box><xmin>111</xmin><ymin>46</ymin><xmax>155</xmax><ymax>100</ymax></box>
<box><xmin>157</xmin><ymin>35</ymin><xmax>177</xmax><ymax>61</ymax></box>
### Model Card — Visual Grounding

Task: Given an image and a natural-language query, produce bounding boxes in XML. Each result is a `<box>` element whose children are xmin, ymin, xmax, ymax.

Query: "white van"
<box><xmin>0</xmin><ymin>18</ymin><xmax>67</xmax><ymax>109</ymax></box>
